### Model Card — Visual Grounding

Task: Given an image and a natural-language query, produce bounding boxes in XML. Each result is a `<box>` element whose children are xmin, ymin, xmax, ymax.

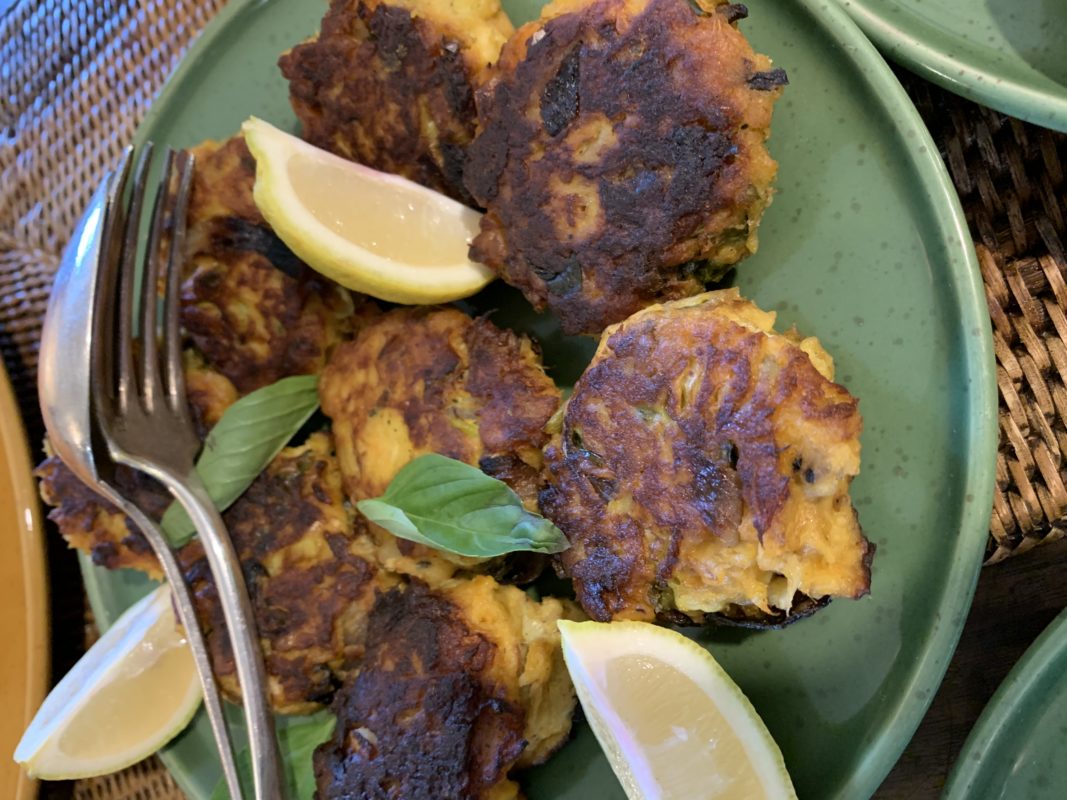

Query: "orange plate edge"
<box><xmin>0</xmin><ymin>365</ymin><xmax>49</xmax><ymax>800</ymax></box>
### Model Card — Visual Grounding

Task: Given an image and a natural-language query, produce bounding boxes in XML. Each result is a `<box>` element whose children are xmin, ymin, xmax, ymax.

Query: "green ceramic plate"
<box><xmin>78</xmin><ymin>0</ymin><xmax>998</xmax><ymax>797</ymax></box>
<box><xmin>838</xmin><ymin>0</ymin><xmax>1067</xmax><ymax>132</ymax></box>
<box><xmin>943</xmin><ymin>607</ymin><xmax>1067</xmax><ymax>799</ymax></box>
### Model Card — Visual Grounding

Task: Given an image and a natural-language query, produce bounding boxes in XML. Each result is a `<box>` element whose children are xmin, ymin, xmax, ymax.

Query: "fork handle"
<box><xmin>99</xmin><ymin>485</ymin><xmax>246</xmax><ymax>800</ymax></box>
<box><xmin>159</xmin><ymin>470</ymin><xmax>285</xmax><ymax>800</ymax></box>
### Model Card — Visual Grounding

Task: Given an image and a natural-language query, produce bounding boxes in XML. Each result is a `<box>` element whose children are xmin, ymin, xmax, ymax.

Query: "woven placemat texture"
<box><xmin>1</xmin><ymin>0</ymin><xmax>225</xmax><ymax>438</ymax></box>
<box><xmin>902</xmin><ymin>75</ymin><xmax>1067</xmax><ymax>563</ymax></box>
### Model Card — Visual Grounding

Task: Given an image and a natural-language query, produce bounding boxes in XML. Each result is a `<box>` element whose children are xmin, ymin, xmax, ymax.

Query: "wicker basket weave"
<box><xmin>902</xmin><ymin>75</ymin><xmax>1067</xmax><ymax>563</ymax></box>
<box><xmin>4</xmin><ymin>1</ymin><xmax>1067</xmax><ymax>797</ymax></box>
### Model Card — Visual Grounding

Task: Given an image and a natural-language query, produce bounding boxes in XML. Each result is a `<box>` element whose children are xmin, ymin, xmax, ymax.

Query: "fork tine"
<box><xmin>138</xmin><ymin>149</ymin><xmax>178</xmax><ymax>414</ymax></box>
<box><xmin>91</xmin><ymin>147</ymin><xmax>136</xmax><ymax>411</ymax></box>
<box><xmin>115</xmin><ymin>144</ymin><xmax>155</xmax><ymax>416</ymax></box>
<box><xmin>161</xmin><ymin>150</ymin><xmax>195</xmax><ymax>419</ymax></box>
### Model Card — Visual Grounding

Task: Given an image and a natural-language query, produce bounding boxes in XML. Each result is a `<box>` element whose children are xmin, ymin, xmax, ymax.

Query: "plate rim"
<box><xmin>838</xmin><ymin>0</ymin><xmax>1067</xmax><ymax>133</ymax></box>
<box><xmin>84</xmin><ymin>0</ymin><xmax>999</xmax><ymax>796</ymax></box>
<box><xmin>1</xmin><ymin>364</ymin><xmax>49</xmax><ymax>800</ymax></box>
<box><xmin>943</xmin><ymin>605</ymin><xmax>1067</xmax><ymax>798</ymax></box>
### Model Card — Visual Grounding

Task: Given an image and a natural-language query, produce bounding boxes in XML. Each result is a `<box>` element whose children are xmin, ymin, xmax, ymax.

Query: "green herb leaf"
<box><xmin>161</xmin><ymin>375</ymin><xmax>321</xmax><ymax>546</ymax></box>
<box><xmin>356</xmin><ymin>453</ymin><xmax>570</xmax><ymax>558</ymax></box>
<box><xmin>210</xmin><ymin>710</ymin><xmax>335</xmax><ymax>800</ymax></box>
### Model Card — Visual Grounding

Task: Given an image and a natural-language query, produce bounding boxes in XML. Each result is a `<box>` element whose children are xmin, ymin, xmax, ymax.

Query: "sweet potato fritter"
<box><xmin>39</xmin><ymin>434</ymin><xmax>393</xmax><ymax>714</ymax></box>
<box><xmin>320</xmin><ymin>307</ymin><xmax>561</xmax><ymax>582</ymax></box>
<box><xmin>541</xmin><ymin>290</ymin><xmax>873</xmax><ymax>627</ymax></box>
<box><xmin>181</xmin><ymin>136</ymin><xmax>367</xmax><ymax>408</ymax></box>
<box><xmin>315</xmin><ymin>576</ymin><xmax>579</xmax><ymax>800</ymax></box>
<box><xmin>465</xmin><ymin>0</ymin><xmax>785</xmax><ymax>334</ymax></box>
<box><xmin>36</xmin><ymin>452</ymin><xmax>165</xmax><ymax>577</ymax></box>
<box><xmin>180</xmin><ymin>433</ymin><xmax>396</xmax><ymax>714</ymax></box>
<box><xmin>279</xmin><ymin>0</ymin><xmax>513</xmax><ymax>204</ymax></box>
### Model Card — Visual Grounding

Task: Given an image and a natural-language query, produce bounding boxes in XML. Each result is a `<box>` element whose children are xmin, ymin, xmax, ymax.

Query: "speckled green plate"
<box><xmin>944</xmin><ymin>606</ymin><xmax>1067</xmax><ymax>799</ymax></box>
<box><xmin>838</xmin><ymin>0</ymin><xmax>1067</xmax><ymax>132</ymax></box>
<box><xmin>77</xmin><ymin>0</ymin><xmax>997</xmax><ymax>797</ymax></box>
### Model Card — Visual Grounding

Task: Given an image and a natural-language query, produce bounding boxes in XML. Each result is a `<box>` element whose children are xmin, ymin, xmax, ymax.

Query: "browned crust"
<box><xmin>279</xmin><ymin>0</ymin><xmax>482</xmax><ymax>204</ymax></box>
<box><xmin>465</xmin><ymin>0</ymin><xmax>784</xmax><ymax>334</ymax></box>
<box><xmin>320</xmin><ymin>306</ymin><xmax>561</xmax><ymax>509</ymax></box>
<box><xmin>178</xmin><ymin>433</ymin><xmax>392</xmax><ymax>714</ymax></box>
<box><xmin>35</xmin><ymin>455</ymin><xmax>166</xmax><ymax>577</ymax></box>
<box><xmin>541</xmin><ymin>292</ymin><xmax>872</xmax><ymax>624</ymax></box>
<box><xmin>181</xmin><ymin>136</ymin><xmax>366</xmax><ymax>396</ymax></box>
<box><xmin>315</xmin><ymin>581</ymin><xmax>526</xmax><ymax>799</ymax></box>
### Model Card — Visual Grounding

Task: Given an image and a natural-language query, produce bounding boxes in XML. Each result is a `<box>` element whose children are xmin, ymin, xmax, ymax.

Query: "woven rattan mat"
<box><xmin>3</xmin><ymin>0</ymin><xmax>1067</xmax><ymax>796</ymax></box>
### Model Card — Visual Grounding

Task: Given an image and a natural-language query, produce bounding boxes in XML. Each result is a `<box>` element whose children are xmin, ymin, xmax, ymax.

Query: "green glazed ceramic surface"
<box><xmin>79</xmin><ymin>0</ymin><xmax>998</xmax><ymax>797</ymax></box>
<box><xmin>839</xmin><ymin>0</ymin><xmax>1067</xmax><ymax>132</ymax></box>
<box><xmin>944</xmin><ymin>606</ymin><xmax>1067</xmax><ymax>799</ymax></box>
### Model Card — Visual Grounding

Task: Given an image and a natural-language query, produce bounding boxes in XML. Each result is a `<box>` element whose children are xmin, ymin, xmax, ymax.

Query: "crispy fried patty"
<box><xmin>465</xmin><ymin>0</ymin><xmax>784</xmax><ymax>334</ymax></box>
<box><xmin>315</xmin><ymin>576</ymin><xmax>578</xmax><ymax>800</ymax></box>
<box><xmin>280</xmin><ymin>0</ymin><xmax>513</xmax><ymax>204</ymax></box>
<box><xmin>181</xmin><ymin>136</ymin><xmax>367</xmax><ymax>403</ymax></box>
<box><xmin>180</xmin><ymin>433</ymin><xmax>395</xmax><ymax>714</ymax></box>
<box><xmin>36</xmin><ymin>452</ymin><xmax>166</xmax><ymax>577</ymax></box>
<box><xmin>41</xmin><ymin>434</ymin><xmax>392</xmax><ymax>714</ymax></box>
<box><xmin>320</xmin><ymin>307</ymin><xmax>561</xmax><ymax>582</ymax></box>
<box><xmin>541</xmin><ymin>290</ymin><xmax>872</xmax><ymax>626</ymax></box>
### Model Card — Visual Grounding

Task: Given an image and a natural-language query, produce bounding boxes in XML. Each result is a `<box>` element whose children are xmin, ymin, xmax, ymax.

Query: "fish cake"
<box><xmin>541</xmin><ymin>289</ymin><xmax>873</xmax><ymax>626</ymax></box>
<box><xmin>180</xmin><ymin>433</ymin><xmax>397</xmax><ymax>714</ymax></box>
<box><xmin>279</xmin><ymin>0</ymin><xmax>513</xmax><ymax>204</ymax></box>
<box><xmin>181</xmin><ymin>135</ymin><xmax>367</xmax><ymax>404</ymax></box>
<box><xmin>465</xmin><ymin>0</ymin><xmax>785</xmax><ymax>334</ymax></box>
<box><xmin>314</xmin><ymin>576</ymin><xmax>579</xmax><ymax>800</ymax></box>
<box><xmin>319</xmin><ymin>307</ymin><xmax>562</xmax><ymax>582</ymax></box>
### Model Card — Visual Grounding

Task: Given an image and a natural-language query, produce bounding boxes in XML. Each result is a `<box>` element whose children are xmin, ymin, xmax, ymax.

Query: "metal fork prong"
<box><xmin>92</xmin><ymin>147</ymin><xmax>136</xmax><ymax>410</ymax></box>
<box><xmin>138</xmin><ymin>149</ymin><xmax>177</xmax><ymax>415</ymax></box>
<box><xmin>162</xmin><ymin>151</ymin><xmax>195</xmax><ymax>419</ymax></box>
<box><xmin>116</xmin><ymin>143</ymin><xmax>155</xmax><ymax>416</ymax></box>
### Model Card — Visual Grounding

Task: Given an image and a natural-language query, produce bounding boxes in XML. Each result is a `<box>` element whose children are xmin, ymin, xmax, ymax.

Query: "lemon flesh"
<box><xmin>15</xmin><ymin>584</ymin><xmax>201</xmax><ymax>780</ymax></box>
<box><xmin>558</xmin><ymin>620</ymin><xmax>797</xmax><ymax>800</ymax></box>
<box><xmin>242</xmin><ymin>116</ymin><xmax>495</xmax><ymax>303</ymax></box>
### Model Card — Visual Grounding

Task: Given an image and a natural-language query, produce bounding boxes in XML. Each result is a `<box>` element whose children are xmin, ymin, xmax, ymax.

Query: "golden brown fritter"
<box><xmin>279</xmin><ymin>0</ymin><xmax>513</xmax><ymax>204</ymax></box>
<box><xmin>179</xmin><ymin>433</ymin><xmax>397</xmax><ymax>714</ymax></box>
<box><xmin>37</xmin><ymin>134</ymin><xmax>370</xmax><ymax>574</ymax></box>
<box><xmin>315</xmin><ymin>576</ymin><xmax>580</xmax><ymax>800</ymax></box>
<box><xmin>320</xmin><ymin>307</ymin><xmax>562</xmax><ymax>582</ymax></box>
<box><xmin>541</xmin><ymin>290</ymin><xmax>873</xmax><ymax>626</ymax></box>
<box><xmin>182</xmin><ymin>135</ymin><xmax>368</xmax><ymax>397</ymax></box>
<box><xmin>38</xmin><ymin>434</ymin><xmax>395</xmax><ymax>714</ymax></box>
<box><xmin>465</xmin><ymin>0</ymin><xmax>785</xmax><ymax>334</ymax></box>
<box><xmin>36</xmin><ymin>451</ymin><xmax>165</xmax><ymax>578</ymax></box>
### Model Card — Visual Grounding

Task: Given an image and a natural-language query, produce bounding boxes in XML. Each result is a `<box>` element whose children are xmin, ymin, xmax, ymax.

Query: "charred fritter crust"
<box><xmin>36</xmin><ymin>452</ymin><xmax>166</xmax><ymax>577</ymax></box>
<box><xmin>320</xmin><ymin>307</ymin><xmax>561</xmax><ymax>582</ymax></box>
<box><xmin>315</xmin><ymin>576</ymin><xmax>579</xmax><ymax>799</ymax></box>
<box><xmin>465</xmin><ymin>0</ymin><xmax>784</xmax><ymax>334</ymax></box>
<box><xmin>182</xmin><ymin>136</ymin><xmax>368</xmax><ymax>397</ymax></box>
<box><xmin>180</xmin><ymin>433</ymin><xmax>397</xmax><ymax>714</ymax></box>
<box><xmin>279</xmin><ymin>0</ymin><xmax>513</xmax><ymax>204</ymax></box>
<box><xmin>542</xmin><ymin>290</ymin><xmax>873</xmax><ymax>626</ymax></box>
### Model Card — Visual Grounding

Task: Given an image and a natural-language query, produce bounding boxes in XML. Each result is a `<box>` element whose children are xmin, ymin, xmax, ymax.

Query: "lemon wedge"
<box><xmin>15</xmin><ymin>584</ymin><xmax>201</xmax><ymax>779</ymax></box>
<box><xmin>242</xmin><ymin>116</ymin><xmax>495</xmax><ymax>303</ymax></box>
<box><xmin>558</xmin><ymin>620</ymin><xmax>797</xmax><ymax>800</ymax></box>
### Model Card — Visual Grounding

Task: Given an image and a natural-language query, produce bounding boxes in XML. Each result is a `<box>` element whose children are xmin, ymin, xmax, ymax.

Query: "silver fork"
<box><xmin>96</xmin><ymin>144</ymin><xmax>286</xmax><ymax>800</ymax></box>
<box><xmin>38</xmin><ymin>144</ymin><xmax>283</xmax><ymax>800</ymax></box>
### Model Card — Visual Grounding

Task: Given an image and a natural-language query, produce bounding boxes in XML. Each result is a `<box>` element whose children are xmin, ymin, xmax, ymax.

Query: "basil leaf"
<box><xmin>161</xmin><ymin>374</ymin><xmax>321</xmax><ymax>546</ymax></box>
<box><xmin>356</xmin><ymin>453</ymin><xmax>570</xmax><ymax>558</ymax></box>
<box><xmin>210</xmin><ymin>710</ymin><xmax>335</xmax><ymax>800</ymax></box>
